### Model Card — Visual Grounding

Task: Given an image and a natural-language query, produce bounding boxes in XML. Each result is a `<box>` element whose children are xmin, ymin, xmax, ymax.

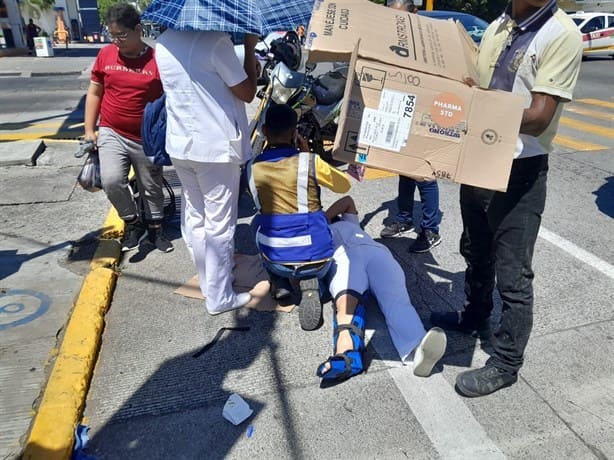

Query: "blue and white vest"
<box><xmin>247</xmin><ymin>147</ymin><xmax>334</xmax><ymax>264</ymax></box>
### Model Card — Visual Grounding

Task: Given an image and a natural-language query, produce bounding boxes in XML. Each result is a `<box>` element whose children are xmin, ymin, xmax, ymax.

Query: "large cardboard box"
<box><xmin>306</xmin><ymin>0</ymin><xmax>525</xmax><ymax>191</ymax></box>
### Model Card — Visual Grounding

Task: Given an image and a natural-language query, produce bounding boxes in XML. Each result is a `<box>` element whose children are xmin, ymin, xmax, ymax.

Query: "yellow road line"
<box><xmin>576</xmin><ymin>98</ymin><xmax>614</xmax><ymax>110</ymax></box>
<box><xmin>559</xmin><ymin>117</ymin><xmax>614</xmax><ymax>139</ymax></box>
<box><xmin>41</xmin><ymin>138</ymin><xmax>80</xmax><ymax>144</ymax></box>
<box><xmin>553</xmin><ymin>134</ymin><xmax>607</xmax><ymax>151</ymax></box>
<box><xmin>23</xmin><ymin>208</ymin><xmax>123</xmax><ymax>460</ymax></box>
<box><xmin>0</xmin><ymin>132</ymin><xmax>81</xmax><ymax>141</ymax></box>
<box><xmin>565</xmin><ymin>105</ymin><xmax>614</xmax><ymax>123</ymax></box>
<box><xmin>365</xmin><ymin>168</ymin><xmax>397</xmax><ymax>180</ymax></box>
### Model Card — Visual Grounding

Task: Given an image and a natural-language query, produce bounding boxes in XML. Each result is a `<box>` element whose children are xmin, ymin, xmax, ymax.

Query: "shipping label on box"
<box><xmin>307</xmin><ymin>0</ymin><xmax>525</xmax><ymax>191</ymax></box>
<box><xmin>332</xmin><ymin>49</ymin><xmax>525</xmax><ymax>191</ymax></box>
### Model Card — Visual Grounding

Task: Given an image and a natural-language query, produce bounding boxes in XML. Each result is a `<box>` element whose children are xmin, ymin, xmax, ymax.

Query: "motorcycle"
<box><xmin>234</xmin><ymin>30</ymin><xmax>302</xmax><ymax>87</ymax></box>
<box><xmin>249</xmin><ymin>52</ymin><xmax>347</xmax><ymax>165</ymax></box>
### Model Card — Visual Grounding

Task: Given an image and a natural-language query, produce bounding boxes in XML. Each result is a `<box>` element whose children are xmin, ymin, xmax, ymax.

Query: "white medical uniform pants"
<box><xmin>172</xmin><ymin>158</ymin><xmax>240</xmax><ymax>313</ymax></box>
<box><xmin>329</xmin><ymin>242</ymin><xmax>426</xmax><ymax>362</ymax></box>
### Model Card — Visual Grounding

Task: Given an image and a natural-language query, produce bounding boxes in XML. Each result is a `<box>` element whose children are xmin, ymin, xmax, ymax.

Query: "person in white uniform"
<box><xmin>155</xmin><ymin>30</ymin><xmax>258</xmax><ymax>315</ymax></box>
<box><xmin>317</xmin><ymin>196</ymin><xmax>447</xmax><ymax>381</ymax></box>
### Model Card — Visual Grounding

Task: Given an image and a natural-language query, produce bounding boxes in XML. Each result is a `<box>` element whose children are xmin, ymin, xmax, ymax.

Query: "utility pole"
<box><xmin>426</xmin><ymin>0</ymin><xmax>434</xmax><ymax>10</ymax></box>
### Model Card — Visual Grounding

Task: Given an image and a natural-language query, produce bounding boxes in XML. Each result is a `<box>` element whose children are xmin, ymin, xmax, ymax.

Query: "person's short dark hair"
<box><xmin>106</xmin><ymin>3</ymin><xmax>141</xmax><ymax>30</ymax></box>
<box><xmin>387</xmin><ymin>0</ymin><xmax>417</xmax><ymax>12</ymax></box>
<box><xmin>264</xmin><ymin>103</ymin><xmax>298</xmax><ymax>138</ymax></box>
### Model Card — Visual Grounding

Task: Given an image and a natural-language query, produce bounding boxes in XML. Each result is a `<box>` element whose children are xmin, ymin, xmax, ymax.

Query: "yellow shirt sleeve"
<box><xmin>532</xmin><ymin>28</ymin><xmax>582</xmax><ymax>101</ymax></box>
<box><xmin>314</xmin><ymin>155</ymin><xmax>351</xmax><ymax>193</ymax></box>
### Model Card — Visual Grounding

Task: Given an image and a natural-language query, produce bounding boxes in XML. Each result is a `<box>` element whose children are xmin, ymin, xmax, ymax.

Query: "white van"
<box><xmin>569</xmin><ymin>12</ymin><xmax>614</xmax><ymax>58</ymax></box>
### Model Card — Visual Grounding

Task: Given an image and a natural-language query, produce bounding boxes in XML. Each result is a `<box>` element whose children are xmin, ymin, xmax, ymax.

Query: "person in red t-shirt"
<box><xmin>84</xmin><ymin>3</ymin><xmax>173</xmax><ymax>253</ymax></box>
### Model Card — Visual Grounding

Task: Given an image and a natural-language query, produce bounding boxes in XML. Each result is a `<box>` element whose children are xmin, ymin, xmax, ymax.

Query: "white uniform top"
<box><xmin>155</xmin><ymin>29</ymin><xmax>251</xmax><ymax>164</ymax></box>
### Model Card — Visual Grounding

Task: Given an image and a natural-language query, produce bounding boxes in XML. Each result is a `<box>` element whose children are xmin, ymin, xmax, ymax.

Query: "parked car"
<box><xmin>569</xmin><ymin>12</ymin><xmax>614</xmax><ymax>58</ymax></box>
<box><xmin>419</xmin><ymin>10</ymin><xmax>489</xmax><ymax>44</ymax></box>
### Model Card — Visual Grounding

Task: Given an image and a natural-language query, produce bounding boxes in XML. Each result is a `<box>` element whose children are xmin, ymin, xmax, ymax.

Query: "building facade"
<box><xmin>0</xmin><ymin>0</ymin><xmax>100</xmax><ymax>49</ymax></box>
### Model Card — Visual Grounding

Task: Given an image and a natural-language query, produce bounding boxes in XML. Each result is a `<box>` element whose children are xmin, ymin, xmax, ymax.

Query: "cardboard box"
<box><xmin>306</xmin><ymin>0</ymin><xmax>525</xmax><ymax>191</ymax></box>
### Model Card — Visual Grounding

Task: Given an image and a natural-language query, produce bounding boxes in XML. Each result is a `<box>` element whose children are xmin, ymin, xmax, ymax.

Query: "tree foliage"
<box><xmin>368</xmin><ymin>0</ymin><xmax>508</xmax><ymax>22</ymax></box>
<box><xmin>20</xmin><ymin>0</ymin><xmax>55</xmax><ymax>20</ymax></box>
<box><xmin>433</xmin><ymin>0</ymin><xmax>508</xmax><ymax>22</ymax></box>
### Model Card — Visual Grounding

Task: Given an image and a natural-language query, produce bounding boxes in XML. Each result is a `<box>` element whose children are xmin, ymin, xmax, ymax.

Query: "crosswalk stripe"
<box><xmin>564</xmin><ymin>105</ymin><xmax>614</xmax><ymax>123</ymax></box>
<box><xmin>575</xmin><ymin>98</ymin><xmax>614</xmax><ymax>110</ymax></box>
<box><xmin>365</xmin><ymin>323</ymin><xmax>507</xmax><ymax>459</ymax></box>
<box><xmin>559</xmin><ymin>117</ymin><xmax>614</xmax><ymax>139</ymax></box>
<box><xmin>553</xmin><ymin>134</ymin><xmax>607</xmax><ymax>151</ymax></box>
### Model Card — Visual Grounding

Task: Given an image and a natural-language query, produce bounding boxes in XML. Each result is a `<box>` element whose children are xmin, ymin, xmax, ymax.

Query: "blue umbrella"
<box><xmin>142</xmin><ymin>0</ymin><xmax>314</xmax><ymax>36</ymax></box>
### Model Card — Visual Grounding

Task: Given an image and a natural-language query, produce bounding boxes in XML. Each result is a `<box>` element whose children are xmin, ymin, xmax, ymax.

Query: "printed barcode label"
<box><xmin>385</xmin><ymin>121</ymin><xmax>396</xmax><ymax>143</ymax></box>
<box><xmin>358</xmin><ymin>90</ymin><xmax>416</xmax><ymax>152</ymax></box>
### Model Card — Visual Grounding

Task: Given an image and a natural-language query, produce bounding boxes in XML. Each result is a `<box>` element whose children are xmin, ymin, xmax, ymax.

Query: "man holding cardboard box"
<box><xmin>431</xmin><ymin>0</ymin><xmax>582</xmax><ymax>397</ymax></box>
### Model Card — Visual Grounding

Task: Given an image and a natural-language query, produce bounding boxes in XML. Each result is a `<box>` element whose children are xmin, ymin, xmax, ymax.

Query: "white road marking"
<box><xmin>360</xmin><ymin>225</ymin><xmax>612</xmax><ymax>459</ymax></box>
<box><xmin>387</xmin><ymin>369</ymin><xmax>507</xmax><ymax>459</ymax></box>
<box><xmin>539</xmin><ymin>226</ymin><xmax>614</xmax><ymax>280</ymax></box>
<box><xmin>365</xmin><ymin>324</ymin><xmax>506</xmax><ymax>459</ymax></box>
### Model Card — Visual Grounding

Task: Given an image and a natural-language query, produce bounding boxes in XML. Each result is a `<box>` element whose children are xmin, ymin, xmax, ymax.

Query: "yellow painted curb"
<box><xmin>22</xmin><ymin>208</ymin><xmax>124</xmax><ymax>460</ymax></box>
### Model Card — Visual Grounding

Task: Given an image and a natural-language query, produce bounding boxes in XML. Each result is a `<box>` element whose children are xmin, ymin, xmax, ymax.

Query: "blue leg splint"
<box><xmin>317</xmin><ymin>303</ymin><xmax>366</xmax><ymax>381</ymax></box>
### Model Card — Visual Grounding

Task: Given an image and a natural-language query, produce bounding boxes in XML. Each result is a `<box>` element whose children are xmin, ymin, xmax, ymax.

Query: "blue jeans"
<box><xmin>398</xmin><ymin>176</ymin><xmax>440</xmax><ymax>233</ymax></box>
<box><xmin>459</xmin><ymin>155</ymin><xmax>548</xmax><ymax>373</ymax></box>
<box><xmin>263</xmin><ymin>258</ymin><xmax>333</xmax><ymax>300</ymax></box>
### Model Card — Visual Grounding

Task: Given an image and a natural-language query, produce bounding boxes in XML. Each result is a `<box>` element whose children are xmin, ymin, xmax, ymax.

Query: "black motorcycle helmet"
<box><xmin>270</xmin><ymin>30</ymin><xmax>302</xmax><ymax>70</ymax></box>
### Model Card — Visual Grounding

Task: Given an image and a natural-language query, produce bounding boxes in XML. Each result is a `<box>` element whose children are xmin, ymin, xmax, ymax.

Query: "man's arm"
<box><xmin>325</xmin><ymin>196</ymin><xmax>358</xmax><ymax>222</ymax></box>
<box><xmin>84</xmin><ymin>81</ymin><xmax>103</xmax><ymax>142</ymax></box>
<box><xmin>315</xmin><ymin>156</ymin><xmax>351</xmax><ymax>194</ymax></box>
<box><xmin>519</xmin><ymin>92</ymin><xmax>560</xmax><ymax>137</ymax></box>
<box><xmin>229</xmin><ymin>34</ymin><xmax>258</xmax><ymax>103</ymax></box>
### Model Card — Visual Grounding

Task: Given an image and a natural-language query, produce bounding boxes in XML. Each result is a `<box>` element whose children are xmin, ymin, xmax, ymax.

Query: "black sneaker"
<box><xmin>430</xmin><ymin>311</ymin><xmax>491</xmax><ymax>339</ymax></box>
<box><xmin>121</xmin><ymin>222</ymin><xmax>147</xmax><ymax>252</ymax></box>
<box><xmin>298</xmin><ymin>277</ymin><xmax>323</xmax><ymax>331</ymax></box>
<box><xmin>147</xmin><ymin>227</ymin><xmax>174</xmax><ymax>253</ymax></box>
<box><xmin>455</xmin><ymin>364</ymin><xmax>518</xmax><ymax>397</ymax></box>
<box><xmin>268</xmin><ymin>274</ymin><xmax>293</xmax><ymax>300</ymax></box>
<box><xmin>380</xmin><ymin>220</ymin><xmax>414</xmax><ymax>238</ymax></box>
<box><xmin>409</xmin><ymin>229</ymin><xmax>441</xmax><ymax>253</ymax></box>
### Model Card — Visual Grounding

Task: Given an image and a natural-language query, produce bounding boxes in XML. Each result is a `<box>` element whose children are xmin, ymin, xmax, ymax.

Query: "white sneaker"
<box><xmin>413</xmin><ymin>327</ymin><xmax>447</xmax><ymax>377</ymax></box>
<box><xmin>208</xmin><ymin>292</ymin><xmax>252</xmax><ymax>316</ymax></box>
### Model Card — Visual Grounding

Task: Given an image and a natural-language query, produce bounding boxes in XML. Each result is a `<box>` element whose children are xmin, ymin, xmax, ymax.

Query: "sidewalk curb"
<box><xmin>22</xmin><ymin>207</ymin><xmax>124</xmax><ymax>460</ymax></box>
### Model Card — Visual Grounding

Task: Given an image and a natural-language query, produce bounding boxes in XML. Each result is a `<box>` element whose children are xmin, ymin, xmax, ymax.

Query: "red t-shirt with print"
<box><xmin>91</xmin><ymin>44</ymin><xmax>162</xmax><ymax>142</ymax></box>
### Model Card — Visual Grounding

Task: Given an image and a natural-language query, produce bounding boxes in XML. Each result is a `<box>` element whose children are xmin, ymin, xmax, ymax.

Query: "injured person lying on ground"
<box><xmin>317</xmin><ymin>196</ymin><xmax>447</xmax><ymax>381</ymax></box>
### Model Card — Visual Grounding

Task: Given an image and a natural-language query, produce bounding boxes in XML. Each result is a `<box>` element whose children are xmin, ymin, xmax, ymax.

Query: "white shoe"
<box><xmin>208</xmin><ymin>292</ymin><xmax>252</xmax><ymax>316</ymax></box>
<box><xmin>413</xmin><ymin>327</ymin><xmax>447</xmax><ymax>377</ymax></box>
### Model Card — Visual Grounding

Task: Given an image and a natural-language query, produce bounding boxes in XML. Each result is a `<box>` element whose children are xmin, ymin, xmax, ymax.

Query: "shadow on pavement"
<box><xmin>84</xmin><ymin>309</ymin><xmax>299</xmax><ymax>459</ymax></box>
<box><xmin>377</xmin><ymin>233</ymin><xmax>493</xmax><ymax>370</ymax></box>
<box><xmin>0</xmin><ymin>95</ymin><xmax>87</xmax><ymax>141</ymax></box>
<box><xmin>50</xmin><ymin>46</ymin><xmax>102</xmax><ymax>58</ymax></box>
<box><xmin>593</xmin><ymin>176</ymin><xmax>614</xmax><ymax>218</ymax></box>
<box><xmin>0</xmin><ymin>227</ymin><xmax>113</xmax><ymax>281</ymax></box>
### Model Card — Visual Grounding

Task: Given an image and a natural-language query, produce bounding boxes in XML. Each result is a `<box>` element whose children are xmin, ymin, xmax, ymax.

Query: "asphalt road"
<box><xmin>1</xmin><ymin>56</ymin><xmax>613</xmax><ymax>459</ymax></box>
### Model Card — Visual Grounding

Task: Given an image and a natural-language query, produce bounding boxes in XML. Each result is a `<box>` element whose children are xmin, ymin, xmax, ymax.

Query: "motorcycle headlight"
<box><xmin>271</xmin><ymin>78</ymin><xmax>296</xmax><ymax>104</ymax></box>
<box><xmin>270</xmin><ymin>62</ymin><xmax>305</xmax><ymax>105</ymax></box>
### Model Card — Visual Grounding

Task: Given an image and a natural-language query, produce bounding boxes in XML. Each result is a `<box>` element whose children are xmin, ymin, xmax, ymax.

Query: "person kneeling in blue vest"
<box><xmin>247</xmin><ymin>104</ymin><xmax>351</xmax><ymax>331</ymax></box>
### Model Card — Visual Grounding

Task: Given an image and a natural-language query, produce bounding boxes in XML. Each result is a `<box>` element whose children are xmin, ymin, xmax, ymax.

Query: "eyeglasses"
<box><xmin>109</xmin><ymin>31</ymin><xmax>130</xmax><ymax>42</ymax></box>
